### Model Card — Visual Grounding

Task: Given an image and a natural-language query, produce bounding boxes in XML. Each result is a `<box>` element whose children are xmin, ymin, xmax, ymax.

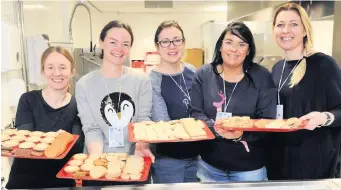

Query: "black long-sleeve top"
<box><xmin>6</xmin><ymin>90</ymin><xmax>84</xmax><ymax>189</ymax></box>
<box><xmin>269</xmin><ymin>52</ymin><xmax>341</xmax><ymax>179</ymax></box>
<box><xmin>190</xmin><ymin>63</ymin><xmax>276</xmax><ymax>171</ymax></box>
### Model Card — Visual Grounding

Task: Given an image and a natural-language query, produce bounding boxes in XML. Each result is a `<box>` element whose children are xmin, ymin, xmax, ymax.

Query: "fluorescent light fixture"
<box><xmin>23</xmin><ymin>4</ymin><xmax>46</xmax><ymax>10</ymax></box>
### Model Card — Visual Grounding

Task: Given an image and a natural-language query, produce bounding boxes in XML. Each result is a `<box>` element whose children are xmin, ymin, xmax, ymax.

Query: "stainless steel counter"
<box><xmin>98</xmin><ymin>179</ymin><xmax>341</xmax><ymax>190</ymax></box>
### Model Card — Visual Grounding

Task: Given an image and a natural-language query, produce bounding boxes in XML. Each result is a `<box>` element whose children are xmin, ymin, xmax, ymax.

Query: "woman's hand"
<box><xmin>299</xmin><ymin>111</ymin><xmax>327</xmax><ymax>130</ymax></box>
<box><xmin>135</xmin><ymin>142</ymin><xmax>155</xmax><ymax>163</ymax></box>
<box><xmin>214</xmin><ymin>125</ymin><xmax>243</xmax><ymax>139</ymax></box>
<box><xmin>87</xmin><ymin>142</ymin><xmax>103</xmax><ymax>155</ymax></box>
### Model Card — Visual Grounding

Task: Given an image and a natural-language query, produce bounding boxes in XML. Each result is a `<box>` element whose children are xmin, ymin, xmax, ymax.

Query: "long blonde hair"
<box><xmin>273</xmin><ymin>2</ymin><xmax>314</xmax><ymax>88</ymax></box>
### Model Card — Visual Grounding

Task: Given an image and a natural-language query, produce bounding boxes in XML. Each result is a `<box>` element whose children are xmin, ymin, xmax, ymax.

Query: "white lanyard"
<box><xmin>102</xmin><ymin>66</ymin><xmax>124</xmax><ymax>111</ymax></box>
<box><xmin>169</xmin><ymin>72</ymin><xmax>191</xmax><ymax>101</ymax></box>
<box><xmin>222</xmin><ymin>70</ymin><xmax>238</xmax><ymax>112</ymax></box>
<box><xmin>277</xmin><ymin>59</ymin><xmax>301</xmax><ymax>105</ymax></box>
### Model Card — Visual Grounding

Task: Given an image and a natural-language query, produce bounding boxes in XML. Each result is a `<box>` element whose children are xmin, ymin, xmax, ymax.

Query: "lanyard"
<box><xmin>169</xmin><ymin>72</ymin><xmax>191</xmax><ymax>101</ymax></box>
<box><xmin>277</xmin><ymin>59</ymin><xmax>301</xmax><ymax>105</ymax></box>
<box><xmin>102</xmin><ymin>66</ymin><xmax>124</xmax><ymax>112</ymax></box>
<box><xmin>222</xmin><ymin>70</ymin><xmax>238</xmax><ymax>112</ymax></box>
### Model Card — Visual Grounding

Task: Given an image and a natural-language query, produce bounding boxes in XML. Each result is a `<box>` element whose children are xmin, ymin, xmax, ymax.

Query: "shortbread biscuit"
<box><xmin>3</xmin><ymin>129</ymin><xmax>17</xmax><ymax>135</ymax></box>
<box><xmin>73</xmin><ymin>153</ymin><xmax>88</xmax><ymax>161</ymax></box>
<box><xmin>45</xmin><ymin>131</ymin><xmax>59</xmax><ymax>137</ymax></box>
<box><xmin>89</xmin><ymin>166</ymin><xmax>107</xmax><ymax>179</ymax></box>
<box><xmin>2</xmin><ymin>140</ymin><xmax>19</xmax><ymax>148</ymax></box>
<box><xmin>16</xmin><ymin>130</ymin><xmax>31</xmax><ymax>136</ymax></box>
<box><xmin>69</xmin><ymin>160</ymin><xmax>84</xmax><ymax>167</ymax></box>
<box><xmin>26</xmin><ymin>136</ymin><xmax>41</xmax><ymax>143</ymax></box>
<box><xmin>30</xmin><ymin>131</ymin><xmax>44</xmax><ymax>137</ymax></box>
<box><xmin>42</xmin><ymin>137</ymin><xmax>55</xmax><ymax>144</ymax></box>
<box><xmin>11</xmin><ymin>135</ymin><xmax>26</xmax><ymax>141</ymax></box>
<box><xmin>80</xmin><ymin>163</ymin><xmax>95</xmax><ymax>172</ymax></box>
<box><xmin>18</xmin><ymin>142</ymin><xmax>35</xmax><ymax>149</ymax></box>
<box><xmin>64</xmin><ymin>166</ymin><xmax>80</xmax><ymax>173</ymax></box>
<box><xmin>33</xmin><ymin>143</ymin><xmax>49</xmax><ymax>151</ymax></box>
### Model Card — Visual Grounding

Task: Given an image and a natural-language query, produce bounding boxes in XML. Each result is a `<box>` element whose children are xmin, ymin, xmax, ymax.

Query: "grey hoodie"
<box><xmin>75</xmin><ymin>67</ymin><xmax>152</xmax><ymax>154</ymax></box>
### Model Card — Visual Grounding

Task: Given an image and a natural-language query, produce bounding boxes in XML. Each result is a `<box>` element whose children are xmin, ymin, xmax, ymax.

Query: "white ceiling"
<box><xmin>87</xmin><ymin>1</ymin><xmax>281</xmax><ymax>15</ymax></box>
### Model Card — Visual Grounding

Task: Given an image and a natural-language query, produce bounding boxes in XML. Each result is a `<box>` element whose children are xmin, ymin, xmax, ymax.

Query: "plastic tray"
<box><xmin>56</xmin><ymin>157</ymin><xmax>151</xmax><ymax>182</ymax></box>
<box><xmin>128</xmin><ymin>121</ymin><xmax>215</xmax><ymax>143</ymax></box>
<box><xmin>1</xmin><ymin>135</ymin><xmax>79</xmax><ymax>159</ymax></box>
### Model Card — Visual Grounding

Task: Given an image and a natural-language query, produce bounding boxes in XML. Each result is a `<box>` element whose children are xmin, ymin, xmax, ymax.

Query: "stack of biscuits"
<box><xmin>63</xmin><ymin>153</ymin><xmax>145</xmax><ymax>180</ymax></box>
<box><xmin>1</xmin><ymin>129</ymin><xmax>73</xmax><ymax>157</ymax></box>
<box><xmin>219</xmin><ymin>116</ymin><xmax>302</xmax><ymax>129</ymax></box>
<box><xmin>133</xmin><ymin>118</ymin><xmax>207</xmax><ymax>141</ymax></box>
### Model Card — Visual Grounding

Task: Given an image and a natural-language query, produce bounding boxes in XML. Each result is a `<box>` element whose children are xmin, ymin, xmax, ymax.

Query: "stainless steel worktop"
<box><xmin>97</xmin><ymin>179</ymin><xmax>341</xmax><ymax>190</ymax></box>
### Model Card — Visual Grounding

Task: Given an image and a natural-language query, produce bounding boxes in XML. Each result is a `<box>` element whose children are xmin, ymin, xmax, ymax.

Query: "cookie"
<box><xmin>2</xmin><ymin>140</ymin><xmax>19</xmax><ymax>148</ymax></box>
<box><xmin>68</xmin><ymin>160</ymin><xmax>83</xmax><ymax>167</ymax></box>
<box><xmin>73</xmin><ymin>153</ymin><xmax>88</xmax><ymax>161</ymax></box>
<box><xmin>89</xmin><ymin>166</ymin><xmax>107</xmax><ymax>179</ymax></box>
<box><xmin>45</xmin><ymin>131</ymin><xmax>59</xmax><ymax>137</ymax></box>
<box><xmin>18</xmin><ymin>142</ymin><xmax>35</xmax><ymax>149</ymax></box>
<box><xmin>64</xmin><ymin>166</ymin><xmax>80</xmax><ymax>173</ymax></box>
<box><xmin>30</xmin><ymin>131</ymin><xmax>44</xmax><ymax>137</ymax></box>
<box><xmin>26</xmin><ymin>136</ymin><xmax>41</xmax><ymax>143</ymax></box>
<box><xmin>41</xmin><ymin>137</ymin><xmax>55</xmax><ymax>144</ymax></box>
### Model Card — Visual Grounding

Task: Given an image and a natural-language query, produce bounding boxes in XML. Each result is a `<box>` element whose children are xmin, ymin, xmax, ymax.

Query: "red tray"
<box><xmin>56</xmin><ymin>157</ymin><xmax>152</xmax><ymax>182</ymax></box>
<box><xmin>128</xmin><ymin>121</ymin><xmax>215</xmax><ymax>143</ymax></box>
<box><xmin>1</xmin><ymin>135</ymin><xmax>79</xmax><ymax>159</ymax></box>
<box><xmin>214</xmin><ymin>119</ymin><xmax>306</xmax><ymax>132</ymax></box>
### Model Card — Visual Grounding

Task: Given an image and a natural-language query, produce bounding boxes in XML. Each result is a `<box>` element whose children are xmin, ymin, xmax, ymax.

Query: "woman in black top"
<box><xmin>6</xmin><ymin>47</ymin><xmax>84</xmax><ymax>189</ymax></box>
<box><xmin>190</xmin><ymin>21</ymin><xmax>276</xmax><ymax>182</ymax></box>
<box><xmin>268</xmin><ymin>2</ymin><xmax>341</xmax><ymax>180</ymax></box>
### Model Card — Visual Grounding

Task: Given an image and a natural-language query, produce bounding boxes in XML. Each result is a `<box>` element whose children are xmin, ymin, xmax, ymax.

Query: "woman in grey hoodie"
<box><xmin>76</xmin><ymin>20</ymin><xmax>154</xmax><ymax>186</ymax></box>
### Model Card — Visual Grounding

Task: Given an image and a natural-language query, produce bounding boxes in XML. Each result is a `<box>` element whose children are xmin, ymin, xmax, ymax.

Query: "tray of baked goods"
<box><xmin>56</xmin><ymin>153</ymin><xmax>151</xmax><ymax>182</ymax></box>
<box><xmin>214</xmin><ymin>116</ymin><xmax>306</xmax><ymax>132</ymax></box>
<box><xmin>1</xmin><ymin>129</ymin><xmax>79</xmax><ymax>159</ymax></box>
<box><xmin>128</xmin><ymin>118</ymin><xmax>215</xmax><ymax>143</ymax></box>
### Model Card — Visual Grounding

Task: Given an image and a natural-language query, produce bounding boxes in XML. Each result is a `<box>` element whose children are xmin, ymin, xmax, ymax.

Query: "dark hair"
<box><xmin>211</xmin><ymin>21</ymin><xmax>256</xmax><ymax>76</ymax></box>
<box><xmin>99</xmin><ymin>20</ymin><xmax>134</xmax><ymax>59</ymax></box>
<box><xmin>154</xmin><ymin>20</ymin><xmax>185</xmax><ymax>45</ymax></box>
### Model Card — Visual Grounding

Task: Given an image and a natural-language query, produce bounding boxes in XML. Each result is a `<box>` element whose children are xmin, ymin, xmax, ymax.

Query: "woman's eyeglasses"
<box><xmin>157</xmin><ymin>39</ymin><xmax>185</xmax><ymax>48</ymax></box>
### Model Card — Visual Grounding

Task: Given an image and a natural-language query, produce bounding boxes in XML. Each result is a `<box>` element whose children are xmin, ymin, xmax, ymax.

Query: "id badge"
<box><xmin>109</xmin><ymin>127</ymin><xmax>124</xmax><ymax>148</ymax></box>
<box><xmin>216</xmin><ymin>112</ymin><xmax>232</xmax><ymax>120</ymax></box>
<box><xmin>276</xmin><ymin>105</ymin><xmax>283</xmax><ymax>119</ymax></box>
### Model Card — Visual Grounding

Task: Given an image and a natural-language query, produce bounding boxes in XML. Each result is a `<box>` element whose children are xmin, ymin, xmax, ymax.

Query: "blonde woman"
<box><xmin>268</xmin><ymin>2</ymin><xmax>341</xmax><ymax>179</ymax></box>
<box><xmin>6</xmin><ymin>47</ymin><xmax>84</xmax><ymax>189</ymax></box>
